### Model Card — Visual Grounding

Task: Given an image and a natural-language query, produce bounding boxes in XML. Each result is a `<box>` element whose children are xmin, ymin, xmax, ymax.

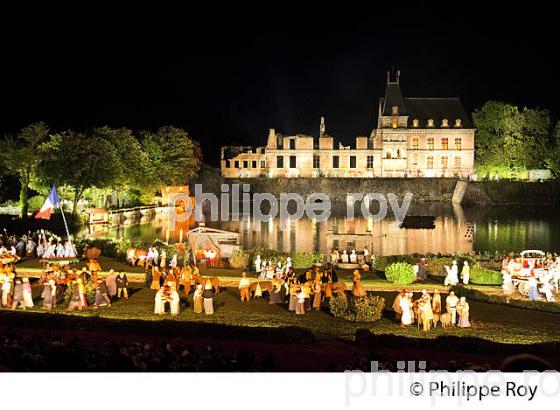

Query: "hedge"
<box><xmin>330</xmin><ymin>294</ymin><xmax>385</xmax><ymax>322</ymax></box>
<box><xmin>469</xmin><ymin>266</ymin><xmax>503</xmax><ymax>285</ymax></box>
<box><xmin>373</xmin><ymin>255</ymin><xmax>417</xmax><ymax>272</ymax></box>
<box><xmin>385</xmin><ymin>262</ymin><xmax>416</xmax><ymax>285</ymax></box>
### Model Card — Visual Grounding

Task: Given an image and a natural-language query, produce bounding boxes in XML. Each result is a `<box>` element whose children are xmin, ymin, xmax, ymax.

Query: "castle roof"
<box><xmin>403</xmin><ymin>97</ymin><xmax>473</xmax><ymax>128</ymax></box>
<box><xmin>379</xmin><ymin>77</ymin><xmax>473</xmax><ymax>128</ymax></box>
<box><xmin>382</xmin><ymin>82</ymin><xmax>407</xmax><ymax>116</ymax></box>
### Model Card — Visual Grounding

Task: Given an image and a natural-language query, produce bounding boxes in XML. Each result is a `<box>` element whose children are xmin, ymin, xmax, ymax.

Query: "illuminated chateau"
<box><xmin>221</xmin><ymin>73</ymin><xmax>475</xmax><ymax>178</ymax></box>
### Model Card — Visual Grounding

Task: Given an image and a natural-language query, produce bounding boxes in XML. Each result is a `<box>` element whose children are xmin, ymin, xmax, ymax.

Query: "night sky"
<box><xmin>1</xmin><ymin>3</ymin><xmax>558</xmax><ymax>166</ymax></box>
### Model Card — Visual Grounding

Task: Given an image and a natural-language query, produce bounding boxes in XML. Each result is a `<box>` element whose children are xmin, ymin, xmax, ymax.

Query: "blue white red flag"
<box><xmin>35</xmin><ymin>185</ymin><xmax>61</xmax><ymax>220</ymax></box>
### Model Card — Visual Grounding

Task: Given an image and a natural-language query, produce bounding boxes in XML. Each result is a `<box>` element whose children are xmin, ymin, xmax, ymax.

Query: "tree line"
<box><xmin>473</xmin><ymin>101</ymin><xmax>560</xmax><ymax>178</ymax></box>
<box><xmin>0</xmin><ymin>123</ymin><xmax>201</xmax><ymax>217</ymax></box>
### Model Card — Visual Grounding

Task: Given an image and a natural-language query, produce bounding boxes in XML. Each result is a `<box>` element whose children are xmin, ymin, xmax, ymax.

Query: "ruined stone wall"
<box><xmin>222</xmin><ymin>177</ymin><xmax>458</xmax><ymax>203</ymax></box>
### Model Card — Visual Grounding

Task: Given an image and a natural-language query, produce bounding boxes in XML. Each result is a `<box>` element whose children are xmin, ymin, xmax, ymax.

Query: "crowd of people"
<box><xmin>0</xmin><ymin>258</ymin><xmax>130</xmax><ymax>311</ymax></box>
<box><xmin>1</xmin><ymin>329</ymin><xmax>555</xmax><ymax>372</ymax></box>
<box><xmin>0</xmin><ymin>330</ymin><xmax>275</xmax><ymax>371</ymax></box>
<box><xmin>0</xmin><ymin>230</ymin><xmax>77</xmax><ymax>260</ymax></box>
<box><xmin>243</xmin><ymin>264</ymin><xmax>345</xmax><ymax>316</ymax></box>
<box><xmin>501</xmin><ymin>254</ymin><xmax>559</xmax><ymax>302</ymax></box>
<box><xmin>392</xmin><ymin>289</ymin><xmax>471</xmax><ymax>331</ymax></box>
<box><xmin>148</xmin><ymin>261</ymin><xmax>345</xmax><ymax>317</ymax></box>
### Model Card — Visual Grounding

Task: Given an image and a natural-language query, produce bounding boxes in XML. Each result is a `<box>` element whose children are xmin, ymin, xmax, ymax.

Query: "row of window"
<box><xmin>226</xmin><ymin>155</ymin><xmax>463</xmax><ymax>169</ymax></box>
<box><xmin>411</xmin><ymin>137</ymin><xmax>462</xmax><ymax>150</ymax></box>
<box><xmin>278</xmin><ymin>155</ymin><xmax>375</xmax><ymax>169</ymax></box>
<box><xmin>422</xmin><ymin>156</ymin><xmax>462</xmax><ymax>169</ymax></box>
<box><xmin>225</xmin><ymin>160</ymin><xmax>266</xmax><ymax>169</ymax></box>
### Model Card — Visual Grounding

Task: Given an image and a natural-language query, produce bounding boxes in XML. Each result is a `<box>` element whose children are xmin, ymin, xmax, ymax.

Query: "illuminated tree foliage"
<box><xmin>0</xmin><ymin>122</ymin><xmax>50</xmax><ymax>217</ymax></box>
<box><xmin>37</xmin><ymin>130</ymin><xmax>121</xmax><ymax>214</ymax></box>
<box><xmin>473</xmin><ymin>101</ymin><xmax>553</xmax><ymax>177</ymax></box>
<box><xmin>545</xmin><ymin>123</ymin><xmax>560</xmax><ymax>178</ymax></box>
<box><xmin>140</xmin><ymin>126</ymin><xmax>202</xmax><ymax>191</ymax></box>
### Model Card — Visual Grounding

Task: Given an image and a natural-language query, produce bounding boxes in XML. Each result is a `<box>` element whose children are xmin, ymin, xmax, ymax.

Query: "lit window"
<box><xmin>441</xmin><ymin>119</ymin><xmax>449</xmax><ymax>128</ymax></box>
<box><xmin>427</xmin><ymin>119</ymin><xmax>434</xmax><ymax>127</ymax></box>
<box><xmin>427</xmin><ymin>138</ymin><xmax>434</xmax><ymax>150</ymax></box>
<box><xmin>441</xmin><ymin>138</ymin><xmax>448</xmax><ymax>150</ymax></box>
<box><xmin>391</xmin><ymin>118</ymin><xmax>398</xmax><ymax>128</ymax></box>
<box><xmin>455</xmin><ymin>156</ymin><xmax>461</xmax><ymax>168</ymax></box>
<box><xmin>455</xmin><ymin>119</ymin><xmax>462</xmax><ymax>128</ymax></box>
<box><xmin>412</xmin><ymin>153</ymin><xmax>418</xmax><ymax>166</ymax></box>
<box><xmin>392</xmin><ymin>106</ymin><xmax>399</xmax><ymax>115</ymax></box>
<box><xmin>412</xmin><ymin>138</ymin><xmax>419</xmax><ymax>150</ymax></box>
<box><xmin>412</xmin><ymin>119</ymin><xmax>419</xmax><ymax>128</ymax></box>
<box><xmin>442</xmin><ymin>156</ymin><xmax>448</xmax><ymax>168</ymax></box>
<box><xmin>427</xmin><ymin>156</ymin><xmax>434</xmax><ymax>169</ymax></box>
<box><xmin>455</xmin><ymin>138</ymin><xmax>462</xmax><ymax>150</ymax></box>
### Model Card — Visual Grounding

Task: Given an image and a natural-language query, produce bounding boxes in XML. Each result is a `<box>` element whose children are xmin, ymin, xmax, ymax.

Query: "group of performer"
<box><xmin>0</xmin><ymin>259</ymin><xmax>130</xmax><ymax>311</ymax></box>
<box><xmin>149</xmin><ymin>263</ymin><xmax>217</xmax><ymax>316</ymax></box>
<box><xmin>392</xmin><ymin>289</ymin><xmax>471</xmax><ymax>331</ymax></box>
<box><xmin>0</xmin><ymin>230</ymin><xmax>77</xmax><ymax>260</ymax></box>
<box><xmin>501</xmin><ymin>255</ymin><xmax>559</xmax><ymax>302</ymax></box>
<box><xmin>329</xmin><ymin>247</ymin><xmax>371</xmax><ymax>266</ymax></box>
<box><xmin>242</xmin><ymin>264</ymin><xmax>355</xmax><ymax>315</ymax></box>
<box><xmin>443</xmin><ymin>260</ymin><xmax>471</xmax><ymax>286</ymax></box>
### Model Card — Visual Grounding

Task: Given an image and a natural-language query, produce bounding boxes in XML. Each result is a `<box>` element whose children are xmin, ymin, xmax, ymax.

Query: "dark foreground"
<box><xmin>0</xmin><ymin>286</ymin><xmax>559</xmax><ymax>371</ymax></box>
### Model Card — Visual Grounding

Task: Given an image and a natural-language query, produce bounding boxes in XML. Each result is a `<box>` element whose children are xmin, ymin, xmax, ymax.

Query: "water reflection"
<box><xmin>78</xmin><ymin>203</ymin><xmax>560</xmax><ymax>255</ymax></box>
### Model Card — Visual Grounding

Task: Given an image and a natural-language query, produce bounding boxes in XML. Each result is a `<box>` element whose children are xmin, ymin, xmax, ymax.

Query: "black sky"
<box><xmin>1</xmin><ymin>3</ymin><xmax>558</xmax><ymax>165</ymax></box>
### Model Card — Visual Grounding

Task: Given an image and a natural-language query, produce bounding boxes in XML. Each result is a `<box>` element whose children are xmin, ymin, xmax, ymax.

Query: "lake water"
<box><xmin>77</xmin><ymin>203</ymin><xmax>560</xmax><ymax>256</ymax></box>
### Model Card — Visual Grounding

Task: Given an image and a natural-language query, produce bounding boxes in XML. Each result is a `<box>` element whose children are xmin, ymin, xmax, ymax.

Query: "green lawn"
<box><xmin>8</xmin><ymin>285</ymin><xmax>560</xmax><ymax>345</ymax></box>
<box><xmin>16</xmin><ymin>256</ymin><xmax>146</xmax><ymax>274</ymax></box>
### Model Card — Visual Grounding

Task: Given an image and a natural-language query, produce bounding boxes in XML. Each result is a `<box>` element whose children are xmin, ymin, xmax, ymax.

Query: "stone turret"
<box><xmin>267</xmin><ymin>128</ymin><xmax>276</xmax><ymax>149</ymax></box>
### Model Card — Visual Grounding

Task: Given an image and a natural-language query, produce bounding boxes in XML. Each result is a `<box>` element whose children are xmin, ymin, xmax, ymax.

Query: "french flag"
<box><xmin>35</xmin><ymin>186</ymin><xmax>61</xmax><ymax>220</ymax></box>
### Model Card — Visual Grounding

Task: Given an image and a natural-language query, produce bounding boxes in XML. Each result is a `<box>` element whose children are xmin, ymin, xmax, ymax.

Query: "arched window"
<box><xmin>385</xmin><ymin>151</ymin><xmax>393</xmax><ymax>159</ymax></box>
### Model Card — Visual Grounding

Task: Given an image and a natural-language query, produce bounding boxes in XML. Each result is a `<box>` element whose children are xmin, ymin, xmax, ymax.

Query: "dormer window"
<box><xmin>412</xmin><ymin>119</ymin><xmax>419</xmax><ymax>128</ymax></box>
<box><xmin>427</xmin><ymin>119</ymin><xmax>434</xmax><ymax>128</ymax></box>
<box><xmin>391</xmin><ymin>106</ymin><xmax>399</xmax><ymax>115</ymax></box>
<box><xmin>391</xmin><ymin>118</ymin><xmax>398</xmax><ymax>128</ymax></box>
<box><xmin>455</xmin><ymin>119</ymin><xmax>462</xmax><ymax>128</ymax></box>
<box><xmin>441</xmin><ymin>119</ymin><xmax>449</xmax><ymax>128</ymax></box>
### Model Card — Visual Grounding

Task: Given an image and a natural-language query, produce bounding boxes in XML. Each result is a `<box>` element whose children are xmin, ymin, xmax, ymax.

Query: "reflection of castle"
<box><xmin>221</xmin><ymin>72</ymin><xmax>475</xmax><ymax>178</ymax></box>
<box><xmin>216</xmin><ymin>204</ymin><xmax>473</xmax><ymax>256</ymax></box>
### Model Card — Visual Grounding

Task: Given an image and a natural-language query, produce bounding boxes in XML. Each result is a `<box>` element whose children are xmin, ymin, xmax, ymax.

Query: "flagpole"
<box><xmin>59</xmin><ymin>205</ymin><xmax>72</xmax><ymax>240</ymax></box>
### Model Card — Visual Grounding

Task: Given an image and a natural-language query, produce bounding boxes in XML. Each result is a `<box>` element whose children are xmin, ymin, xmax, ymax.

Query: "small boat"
<box><xmin>187</xmin><ymin>224</ymin><xmax>241</xmax><ymax>263</ymax></box>
<box><xmin>399</xmin><ymin>215</ymin><xmax>436</xmax><ymax>229</ymax></box>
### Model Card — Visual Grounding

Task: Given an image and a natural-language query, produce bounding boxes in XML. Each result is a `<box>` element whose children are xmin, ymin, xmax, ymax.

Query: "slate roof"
<box><xmin>382</xmin><ymin>82</ymin><xmax>407</xmax><ymax>116</ymax></box>
<box><xmin>403</xmin><ymin>97</ymin><xmax>473</xmax><ymax>128</ymax></box>
<box><xmin>380</xmin><ymin>80</ymin><xmax>473</xmax><ymax>129</ymax></box>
